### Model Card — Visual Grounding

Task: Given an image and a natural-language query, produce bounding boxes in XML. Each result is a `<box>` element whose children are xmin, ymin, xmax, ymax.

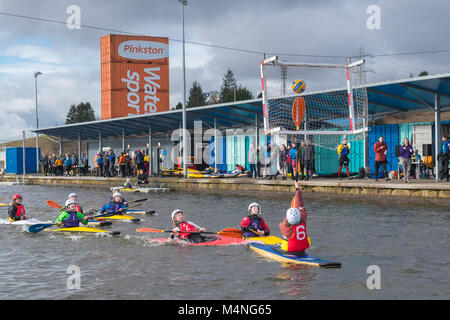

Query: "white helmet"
<box><xmin>65</xmin><ymin>198</ymin><xmax>77</xmax><ymax>207</ymax></box>
<box><xmin>171</xmin><ymin>209</ymin><xmax>183</xmax><ymax>221</ymax></box>
<box><xmin>286</xmin><ymin>207</ymin><xmax>301</xmax><ymax>225</ymax></box>
<box><xmin>113</xmin><ymin>192</ymin><xmax>122</xmax><ymax>198</ymax></box>
<box><xmin>248</xmin><ymin>202</ymin><xmax>261</xmax><ymax>214</ymax></box>
<box><xmin>69</xmin><ymin>193</ymin><xmax>77</xmax><ymax>199</ymax></box>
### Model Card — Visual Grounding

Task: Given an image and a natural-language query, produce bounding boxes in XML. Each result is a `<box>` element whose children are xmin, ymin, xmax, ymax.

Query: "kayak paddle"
<box><xmin>28</xmin><ymin>223</ymin><xmax>58</xmax><ymax>233</ymax></box>
<box><xmin>136</xmin><ymin>227</ymin><xmax>243</xmax><ymax>238</ymax></box>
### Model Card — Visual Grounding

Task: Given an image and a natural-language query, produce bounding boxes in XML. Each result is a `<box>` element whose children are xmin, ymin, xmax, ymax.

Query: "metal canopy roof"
<box><xmin>366</xmin><ymin>72</ymin><xmax>450</xmax><ymax>115</ymax></box>
<box><xmin>33</xmin><ymin>99</ymin><xmax>264</xmax><ymax>140</ymax></box>
<box><xmin>33</xmin><ymin>73</ymin><xmax>450</xmax><ymax>141</ymax></box>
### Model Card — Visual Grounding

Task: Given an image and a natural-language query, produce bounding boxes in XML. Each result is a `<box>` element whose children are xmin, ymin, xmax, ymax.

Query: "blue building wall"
<box><xmin>368</xmin><ymin>124</ymin><xmax>399</xmax><ymax>177</ymax></box>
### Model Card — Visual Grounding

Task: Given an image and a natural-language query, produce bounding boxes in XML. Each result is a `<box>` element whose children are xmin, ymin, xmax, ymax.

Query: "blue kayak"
<box><xmin>249</xmin><ymin>242</ymin><xmax>341</xmax><ymax>268</ymax></box>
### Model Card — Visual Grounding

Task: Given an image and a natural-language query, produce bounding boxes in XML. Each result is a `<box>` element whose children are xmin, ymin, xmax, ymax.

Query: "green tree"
<box><xmin>65</xmin><ymin>102</ymin><xmax>95</xmax><ymax>124</ymax></box>
<box><xmin>175</xmin><ymin>102</ymin><xmax>183</xmax><ymax>110</ymax></box>
<box><xmin>218</xmin><ymin>68</ymin><xmax>253</xmax><ymax>103</ymax></box>
<box><xmin>418</xmin><ymin>71</ymin><xmax>429</xmax><ymax>76</ymax></box>
<box><xmin>187</xmin><ymin>81</ymin><xmax>207</xmax><ymax>108</ymax></box>
<box><xmin>235</xmin><ymin>85</ymin><xmax>254</xmax><ymax>101</ymax></box>
<box><xmin>218</xmin><ymin>68</ymin><xmax>237</xmax><ymax>103</ymax></box>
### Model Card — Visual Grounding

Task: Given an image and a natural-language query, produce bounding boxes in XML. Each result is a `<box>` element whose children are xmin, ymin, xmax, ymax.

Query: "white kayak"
<box><xmin>0</xmin><ymin>218</ymin><xmax>52</xmax><ymax>226</ymax></box>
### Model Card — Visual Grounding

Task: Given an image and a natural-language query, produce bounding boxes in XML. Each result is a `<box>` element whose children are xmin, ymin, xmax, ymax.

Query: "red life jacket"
<box><xmin>177</xmin><ymin>221</ymin><xmax>199</xmax><ymax>239</ymax></box>
<box><xmin>283</xmin><ymin>222</ymin><xmax>309</xmax><ymax>252</ymax></box>
<box><xmin>15</xmin><ymin>204</ymin><xmax>26</xmax><ymax>217</ymax></box>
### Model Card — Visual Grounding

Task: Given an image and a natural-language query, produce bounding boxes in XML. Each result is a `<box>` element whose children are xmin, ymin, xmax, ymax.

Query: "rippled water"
<box><xmin>0</xmin><ymin>184</ymin><xmax>449</xmax><ymax>300</ymax></box>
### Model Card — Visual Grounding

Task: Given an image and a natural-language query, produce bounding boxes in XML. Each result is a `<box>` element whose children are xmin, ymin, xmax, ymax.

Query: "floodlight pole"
<box><xmin>179</xmin><ymin>0</ymin><xmax>188</xmax><ymax>178</ymax></box>
<box><xmin>34</xmin><ymin>71</ymin><xmax>43</xmax><ymax>175</ymax></box>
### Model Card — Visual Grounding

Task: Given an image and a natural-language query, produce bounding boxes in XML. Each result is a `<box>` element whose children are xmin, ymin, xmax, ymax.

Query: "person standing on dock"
<box><xmin>438</xmin><ymin>134</ymin><xmax>450</xmax><ymax>182</ymax></box>
<box><xmin>303</xmin><ymin>140</ymin><xmax>315</xmax><ymax>181</ymax></box>
<box><xmin>337</xmin><ymin>138</ymin><xmax>351</xmax><ymax>180</ymax></box>
<box><xmin>374</xmin><ymin>136</ymin><xmax>389</xmax><ymax>181</ymax></box>
<box><xmin>279</xmin><ymin>144</ymin><xmax>288</xmax><ymax>180</ymax></box>
<box><xmin>399</xmin><ymin>138</ymin><xmax>415</xmax><ymax>183</ymax></box>
<box><xmin>289</xmin><ymin>142</ymin><xmax>298</xmax><ymax>180</ymax></box>
<box><xmin>248</xmin><ymin>143</ymin><xmax>257</xmax><ymax>179</ymax></box>
<box><xmin>109</xmin><ymin>150</ymin><xmax>116</xmax><ymax>177</ymax></box>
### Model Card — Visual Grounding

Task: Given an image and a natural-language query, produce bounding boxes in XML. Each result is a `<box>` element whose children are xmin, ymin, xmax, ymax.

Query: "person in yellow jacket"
<box><xmin>337</xmin><ymin>138</ymin><xmax>352</xmax><ymax>179</ymax></box>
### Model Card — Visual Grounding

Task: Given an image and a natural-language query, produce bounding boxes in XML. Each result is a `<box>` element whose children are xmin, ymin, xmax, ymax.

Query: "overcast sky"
<box><xmin>0</xmin><ymin>0</ymin><xmax>449</xmax><ymax>140</ymax></box>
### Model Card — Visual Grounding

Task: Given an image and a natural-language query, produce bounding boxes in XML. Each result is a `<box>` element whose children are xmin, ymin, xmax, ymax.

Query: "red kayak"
<box><xmin>149</xmin><ymin>235</ymin><xmax>248</xmax><ymax>246</ymax></box>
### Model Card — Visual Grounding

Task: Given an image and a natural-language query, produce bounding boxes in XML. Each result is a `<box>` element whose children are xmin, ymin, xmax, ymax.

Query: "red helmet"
<box><xmin>12</xmin><ymin>194</ymin><xmax>22</xmax><ymax>201</ymax></box>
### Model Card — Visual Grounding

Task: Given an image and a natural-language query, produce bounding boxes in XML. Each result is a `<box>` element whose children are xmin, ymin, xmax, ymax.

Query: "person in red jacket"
<box><xmin>171</xmin><ymin>209</ymin><xmax>206</xmax><ymax>243</ymax></box>
<box><xmin>279</xmin><ymin>181</ymin><xmax>309</xmax><ymax>254</ymax></box>
<box><xmin>8</xmin><ymin>194</ymin><xmax>29</xmax><ymax>222</ymax></box>
<box><xmin>373</xmin><ymin>136</ymin><xmax>389</xmax><ymax>181</ymax></box>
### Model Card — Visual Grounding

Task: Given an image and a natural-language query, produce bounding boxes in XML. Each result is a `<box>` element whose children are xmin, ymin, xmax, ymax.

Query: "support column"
<box><xmin>99</xmin><ymin>130</ymin><xmax>103</xmax><ymax>152</ymax></box>
<box><xmin>363</xmin><ymin>118</ymin><xmax>368</xmax><ymax>169</ymax></box>
<box><xmin>122</xmin><ymin>128</ymin><xmax>125</xmax><ymax>151</ymax></box>
<box><xmin>22</xmin><ymin>131</ymin><xmax>26</xmax><ymax>178</ymax></box>
<box><xmin>214</xmin><ymin>118</ymin><xmax>218</xmax><ymax>172</ymax></box>
<box><xmin>148</xmin><ymin>126</ymin><xmax>153</xmax><ymax>174</ymax></box>
<box><xmin>78</xmin><ymin>133</ymin><xmax>82</xmax><ymax>158</ymax></box>
<box><xmin>435</xmin><ymin>94</ymin><xmax>441</xmax><ymax>181</ymax></box>
<box><xmin>59</xmin><ymin>135</ymin><xmax>63</xmax><ymax>156</ymax></box>
<box><xmin>255</xmin><ymin>114</ymin><xmax>259</xmax><ymax>148</ymax></box>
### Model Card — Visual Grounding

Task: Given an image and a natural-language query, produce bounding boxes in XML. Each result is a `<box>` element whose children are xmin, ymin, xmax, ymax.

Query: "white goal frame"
<box><xmin>260</xmin><ymin>55</ymin><xmax>368</xmax><ymax>136</ymax></box>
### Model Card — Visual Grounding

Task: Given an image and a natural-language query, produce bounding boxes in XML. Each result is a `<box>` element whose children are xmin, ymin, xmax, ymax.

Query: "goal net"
<box><xmin>260</xmin><ymin>56</ymin><xmax>368</xmax><ymax>149</ymax></box>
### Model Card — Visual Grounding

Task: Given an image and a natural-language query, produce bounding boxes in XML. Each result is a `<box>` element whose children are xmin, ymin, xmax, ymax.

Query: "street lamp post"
<box><xmin>34</xmin><ymin>71</ymin><xmax>42</xmax><ymax>174</ymax></box>
<box><xmin>179</xmin><ymin>0</ymin><xmax>188</xmax><ymax>179</ymax></box>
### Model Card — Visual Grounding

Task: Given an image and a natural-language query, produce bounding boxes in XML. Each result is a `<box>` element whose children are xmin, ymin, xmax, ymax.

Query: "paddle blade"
<box><xmin>136</xmin><ymin>228</ymin><xmax>165</xmax><ymax>233</ymax></box>
<box><xmin>46</xmin><ymin>200</ymin><xmax>62</xmax><ymax>209</ymax></box>
<box><xmin>218</xmin><ymin>228</ymin><xmax>242</xmax><ymax>238</ymax></box>
<box><xmin>28</xmin><ymin>223</ymin><xmax>55</xmax><ymax>233</ymax></box>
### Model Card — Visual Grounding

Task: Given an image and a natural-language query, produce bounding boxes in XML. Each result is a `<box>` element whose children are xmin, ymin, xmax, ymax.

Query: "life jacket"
<box><xmin>281</xmin><ymin>221</ymin><xmax>309</xmax><ymax>253</ymax></box>
<box><xmin>75</xmin><ymin>204</ymin><xmax>82</xmax><ymax>213</ymax></box>
<box><xmin>338</xmin><ymin>144</ymin><xmax>350</xmax><ymax>157</ymax></box>
<box><xmin>241</xmin><ymin>215</ymin><xmax>264</xmax><ymax>238</ymax></box>
<box><xmin>107</xmin><ymin>201</ymin><xmax>125</xmax><ymax>213</ymax></box>
<box><xmin>176</xmin><ymin>221</ymin><xmax>199</xmax><ymax>239</ymax></box>
<box><xmin>15</xmin><ymin>204</ymin><xmax>26</xmax><ymax>217</ymax></box>
<box><xmin>64</xmin><ymin>211</ymin><xmax>80</xmax><ymax>228</ymax></box>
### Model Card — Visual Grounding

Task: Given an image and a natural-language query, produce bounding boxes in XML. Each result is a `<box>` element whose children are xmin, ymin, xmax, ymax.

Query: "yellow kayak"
<box><xmin>246</xmin><ymin>236</ymin><xmax>283</xmax><ymax>245</ymax></box>
<box><xmin>47</xmin><ymin>226</ymin><xmax>120</xmax><ymax>235</ymax></box>
<box><xmin>97</xmin><ymin>214</ymin><xmax>140</xmax><ymax>222</ymax></box>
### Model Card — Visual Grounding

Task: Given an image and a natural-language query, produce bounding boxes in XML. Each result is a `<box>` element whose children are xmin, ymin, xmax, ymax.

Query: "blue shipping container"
<box><xmin>6</xmin><ymin>147</ymin><xmax>40</xmax><ymax>174</ymax></box>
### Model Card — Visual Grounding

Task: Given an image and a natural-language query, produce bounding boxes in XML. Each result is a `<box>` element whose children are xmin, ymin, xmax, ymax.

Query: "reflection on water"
<box><xmin>276</xmin><ymin>266</ymin><xmax>318</xmax><ymax>298</ymax></box>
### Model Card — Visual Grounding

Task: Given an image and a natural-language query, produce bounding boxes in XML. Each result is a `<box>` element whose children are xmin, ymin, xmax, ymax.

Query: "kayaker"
<box><xmin>171</xmin><ymin>209</ymin><xmax>207</xmax><ymax>243</ymax></box>
<box><xmin>67</xmin><ymin>193</ymin><xmax>83</xmax><ymax>214</ymax></box>
<box><xmin>278</xmin><ymin>181</ymin><xmax>309</xmax><ymax>254</ymax></box>
<box><xmin>240</xmin><ymin>202</ymin><xmax>270</xmax><ymax>238</ymax></box>
<box><xmin>109</xmin><ymin>188</ymin><xmax>128</xmax><ymax>206</ymax></box>
<box><xmin>123</xmin><ymin>178</ymin><xmax>132</xmax><ymax>189</ymax></box>
<box><xmin>55</xmin><ymin>199</ymin><xmax>89</xmax><ymax>227</ymax></box>
<box><xmin>100</xmin><ymin>192</ymin><xmax>128</xmax><ymax>214</ymax></box>
<box><xmin>8</xmin><ymin>194</ymin><xmax>29</xmax><ymax>221</ymax></box>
